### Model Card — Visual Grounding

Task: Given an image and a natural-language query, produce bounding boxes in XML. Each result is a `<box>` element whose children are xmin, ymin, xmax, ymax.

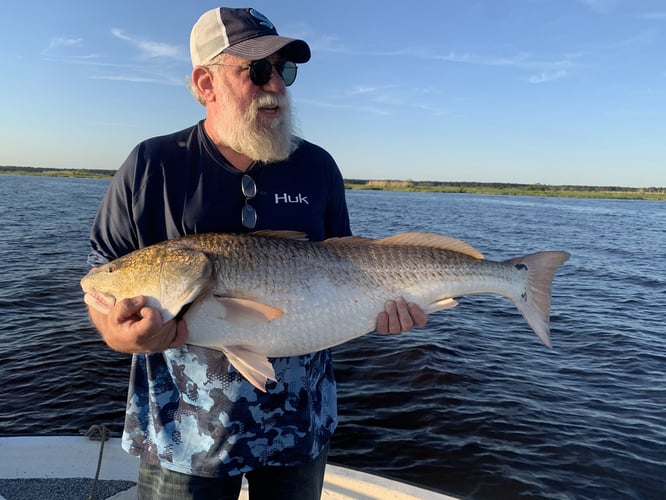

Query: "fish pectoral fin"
<box><xmin>424</xmin><ymin>297</ymin><xmax>459</xmax><ymax>314</ymax></box>
<box><xmin>214</xmin><ymin>296</ymin><xmax>285</xmax><ymax>323</ymax></box>
<box><xmin>222</xmin><ymin>346</ymin><xmax>277</xmax><ymax>392</ymax></box>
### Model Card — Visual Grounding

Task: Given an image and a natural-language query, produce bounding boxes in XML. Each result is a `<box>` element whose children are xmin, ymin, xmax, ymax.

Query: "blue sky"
<box><xmin>1</xmin><ymin>0</ymin><xmax>664</xmax><ymax>187</ymax></box>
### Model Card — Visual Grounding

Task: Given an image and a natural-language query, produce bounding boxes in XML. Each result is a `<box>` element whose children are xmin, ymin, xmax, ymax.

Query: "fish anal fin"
<box><xmin>424</xmin><ymin>297</ymin><xmax>459</xmax><ymax>314</ymax></box>
<box><xmin>222</xmin><ymin>346</ymin><xmax>277</xmax><ymax>392</ymax></box>
<box><xmin>215</xmin><ymin>296</ymin><xmax>285</xmax><ymax>322</ymax></box>
<box><xmin>378</xmin><ymin>232</ymin><xmax>484</xmax><ymax>259</ymax></box>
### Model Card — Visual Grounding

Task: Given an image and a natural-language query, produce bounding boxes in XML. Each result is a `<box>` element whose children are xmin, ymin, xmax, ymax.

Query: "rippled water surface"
<box><xmin>1</xmin><ymin>175</ymin><xmax>664</xmax><ymax>499</ymax></box>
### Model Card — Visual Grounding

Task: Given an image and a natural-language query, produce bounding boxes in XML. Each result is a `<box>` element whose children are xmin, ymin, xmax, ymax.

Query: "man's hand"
<box><xmin>376</xmin><ymin>297</ymin><xmax>427</xmax><ymax>334</ymax></box>
<box><xmin>87</xmin><ymin>295</ymin><xmax>188</xmax><ymax>354</ymax></box>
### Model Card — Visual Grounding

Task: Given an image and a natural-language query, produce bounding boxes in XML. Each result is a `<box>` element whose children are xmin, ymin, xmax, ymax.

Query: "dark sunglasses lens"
<box><xmin>249</xmin><ymin>59</ymin><xmax>273</xmax><ymax>86</ymax></box>
<box><xmin>249</xmin><ymin>59</ymin><xmax>297</xmax><ymax>87</ymax></box>
<box><xmin>242</xmin><ymin>203</ymin><xmax>257</xmax><ymax>228</ymax></box>
<box><xmin>241</xmin><ymin>174</ymin><xmax>257</xmax><ymax>228</ymax></box>
<box><xmin>241</xmin><ymin>174</ymin><xmax>257</xmax><ymax>198</ymax></box>
<box><xmin>277</xmin><ymin>61</ymin><xmax>297</xmax><ymax>86</ymax></box>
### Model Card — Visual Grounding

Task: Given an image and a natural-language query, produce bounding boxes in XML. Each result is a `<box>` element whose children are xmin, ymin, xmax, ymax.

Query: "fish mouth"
<box><xmin>83</xmin><ymin>288</ymin><xmax>116</xmax><ymax>314</ymax></box>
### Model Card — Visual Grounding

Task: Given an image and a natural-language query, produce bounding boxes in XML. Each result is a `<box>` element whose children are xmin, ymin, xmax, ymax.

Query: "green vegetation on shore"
<box><xmin>345</xmin><ymin>179</ymin><xmax>666</xmax><ymax>201</ymax></box>
<box><xmin>0</xmin><ymin>165</ymin><xmax>116</xmax><ymax>179</ymax></box>
<box><xmin>2</xmin><ymin>166</ymin><xmax>664</xmax><ymax>201</ymax></box>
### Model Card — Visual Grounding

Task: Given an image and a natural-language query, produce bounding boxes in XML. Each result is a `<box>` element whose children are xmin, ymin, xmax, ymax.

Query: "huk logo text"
<box><xmin>275</xmin><ymin>193</ymin><xmax>309</xmax><ymax>205</ymax></box>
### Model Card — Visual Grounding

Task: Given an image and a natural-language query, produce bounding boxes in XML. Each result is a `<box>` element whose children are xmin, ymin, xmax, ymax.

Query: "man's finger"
<box><xmin>384</xmin><ymin>300</ymin><xmax>401</xmax><ymax>334</ymax></box>
<box><xmin>375</xmin><ymin>311</ymin><xmax>389</xmax><ymax>334</ymax></box>
<box><xmin>114</xmin><ymin>296</ymin><xmax>146</xmax><ymax>322</ymax></box>
<box><xmin>394</xmin><ymin>297</ymin><xmax>415</xmax><ymax>332</ymax></box>
<box><xmin>407</xmin><ymin>302</ymin><xmax>427</xmax><ymax>328</ymax></box>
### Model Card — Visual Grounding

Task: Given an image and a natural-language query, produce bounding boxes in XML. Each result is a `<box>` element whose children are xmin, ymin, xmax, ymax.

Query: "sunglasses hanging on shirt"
<box><xmin>241</xmin><ymin>174</ymin><xmax>257</xmax><ymax>229</ymax></box>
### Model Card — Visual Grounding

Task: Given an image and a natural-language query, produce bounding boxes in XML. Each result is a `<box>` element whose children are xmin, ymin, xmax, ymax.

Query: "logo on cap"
<box><xmin>249</xmin><ymin>9</ymin><xmax>274</xmax><ymax>30</ymax></box>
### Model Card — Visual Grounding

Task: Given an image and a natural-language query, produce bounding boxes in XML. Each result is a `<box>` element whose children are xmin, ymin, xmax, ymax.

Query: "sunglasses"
<box><xmin>241</xmin><ymin>174</ymin><xmax>257</xmax><ymax>229</ymax></box>
<box><xmin>212</xmin><ymin>59</ymin><xmax>298</xmax><ymax>87</ymax></box>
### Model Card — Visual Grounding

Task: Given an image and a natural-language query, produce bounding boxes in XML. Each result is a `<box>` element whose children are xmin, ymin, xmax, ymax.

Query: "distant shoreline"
<box><xmin>345</xmin><ymin>179</ymin><xmax>666</xmax><ymax>201</ymax></box>
<box><xmin>0</xmin><ymin>166</ymin><xmax>116</xmax><ymax>179</ymax></box>
<box><xmin>2</xmin><ymin>166</ymin><xmax>664</xmax><ymax>201</ymax></box>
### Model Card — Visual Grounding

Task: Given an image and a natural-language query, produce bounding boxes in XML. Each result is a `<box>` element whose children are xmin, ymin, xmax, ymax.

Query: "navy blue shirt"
<box><xmin>88</xmin><ymin>121</ymin><xmax>351</xmax><ymax>476</ymax></box>
<box><xmin>90</xmin><ymin>120</ymin><xmax>350</xmax><ymax>262</ymax></box>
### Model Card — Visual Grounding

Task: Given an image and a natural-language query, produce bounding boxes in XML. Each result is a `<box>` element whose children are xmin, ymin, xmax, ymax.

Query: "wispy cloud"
<box><xmin>41</xmin><ymin>30</ymin><xmax>190</xmax><ymax>87</ymax></box>
<box><xmin>419</xmin><ymin>49</ymin><xmax>576</xmax><ymax>86</ymax></box>
<box><xmin>431</xmin><ymin>50</ymin><xmax>534</xmax><ymax>68</ymax></box>
<box><xmin>89</xmin><ymin>74</ymin><xmax>184</xmax><ymax>86</ymax></box>
<box><xmin>110</xmin><ymin>28</ymin><xmax>188</xmax><ymax>61</ymax></box>
<box><xmin>315</xmin><ymin>39</ymin><xmax>576</xmax><ymax>80</ymax></box>
<box><xmin>414</xmin><ymin>102</ymin><xmax>450</xmax><ymax>117</ymax></box>
<box><xmin>104</xmin><ymin>30</ymin><xmax>190</xmax><ymax>87</ymax></box>
<box><xmin>299</xmin><ymin>22</ymin><xmax>581</xmax><ymax>90</ymax></box>
<box><xmin>528</xmin><ymin>70</ymin><xmax>568</xmax><ymax>84</ymax></box>
<box><xmin>347</xmin><ymin>84</ymin><xmax>400</xmax><ymax>96</ymax></box>
<box><xmin>610</xmin><ymin>30</ymin><xmax>658</xmax><ymax>50</ymax></box>
<box><xmin>42</xmin><ymin>36</ymin><xmax>93</xmax><ymax>57</ymax></box>
<box><xmin>297</xmin><ymin>97</ymin><xmax>390</xmax><ymax>116</ymax></box>
<box><xmin>429</xmin><ymin>49</ymin><xmax>580</xmax><ymax>78</ymax></box>
<box><xmin>346</xmin><ymin>84</ymin><xmax>406</xmax><ymax>109</ymax></box>
<box><xmin>48</xmin><ymin>37</ymin><xmax>84</xmax><ymax>50</ymax></box>
<box><xmin>302</xmin><ymin>83</ymin><xmax>451</xmax><ymax>118</ymax></box>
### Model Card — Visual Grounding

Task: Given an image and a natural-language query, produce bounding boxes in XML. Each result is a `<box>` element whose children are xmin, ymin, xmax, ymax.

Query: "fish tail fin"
<box><xmin>508</xmin><ymin>251</ymin><xmax>570</xmax><ymax>348</ymax></box>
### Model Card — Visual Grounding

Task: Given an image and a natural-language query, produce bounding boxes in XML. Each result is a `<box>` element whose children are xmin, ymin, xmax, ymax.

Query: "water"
<box><xmin>0</xmin><ymin>175</ymin><xmax>664</xmax><ymax>499</ymax></box>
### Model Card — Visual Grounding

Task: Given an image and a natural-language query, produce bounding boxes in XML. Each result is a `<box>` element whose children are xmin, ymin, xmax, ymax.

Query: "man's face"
<box><xmin>207</xmin><ymin>53</ymin><xmax>297</xmax><ymax>163</ymax></box>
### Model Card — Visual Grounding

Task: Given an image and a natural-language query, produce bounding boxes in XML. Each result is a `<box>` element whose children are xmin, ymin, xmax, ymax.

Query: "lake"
<box><xmin>0</xmin><ymin>174</ymin><xmax>664</xmax><ymax>499</ymax></box>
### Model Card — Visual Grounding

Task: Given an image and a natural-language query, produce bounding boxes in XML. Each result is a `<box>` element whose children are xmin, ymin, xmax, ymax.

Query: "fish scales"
<box><xmin>81</xmin><ymin>231</ymin><xmax>570</xmax><ymax>391</ymax></box>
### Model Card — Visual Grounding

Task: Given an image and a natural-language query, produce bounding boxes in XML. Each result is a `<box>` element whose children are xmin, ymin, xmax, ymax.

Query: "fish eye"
<box><xmin>106</xmin><ymin>265</ymin><xmax>115</xmax><ymax>273</ymax></box>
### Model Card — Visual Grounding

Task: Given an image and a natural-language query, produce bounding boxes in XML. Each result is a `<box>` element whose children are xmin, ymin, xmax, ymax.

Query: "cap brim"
<box><xmin>223</xmin><ymin>35</ymin><xmax>311</xmax><ymax>63</ymax></box>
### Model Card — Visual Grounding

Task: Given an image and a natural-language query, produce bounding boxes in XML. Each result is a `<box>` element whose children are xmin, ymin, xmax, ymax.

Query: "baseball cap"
<box><xmin>190</xmin><ymin>7</ymin><xmax>311</xmax><ymax>66</ymax></box>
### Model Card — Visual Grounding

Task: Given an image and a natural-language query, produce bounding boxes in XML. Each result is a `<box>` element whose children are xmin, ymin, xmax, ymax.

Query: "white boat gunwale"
<box><xmin>0</xmin><ymin>435</ymin><xmax>457</xmax><ymax>499</ymax></box>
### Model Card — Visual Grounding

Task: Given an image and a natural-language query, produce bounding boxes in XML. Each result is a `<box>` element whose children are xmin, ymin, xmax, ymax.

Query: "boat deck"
<box><xmin>0</xmin><ymin>436</ymin><xmax>456</xmax><ymax>499</ymax></box>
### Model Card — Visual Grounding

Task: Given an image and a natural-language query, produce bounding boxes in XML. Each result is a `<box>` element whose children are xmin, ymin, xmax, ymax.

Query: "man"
<box><xmin>86</xmin><ymin>7</ymin><xmax>426</xmax><ymax>499</ymax></box>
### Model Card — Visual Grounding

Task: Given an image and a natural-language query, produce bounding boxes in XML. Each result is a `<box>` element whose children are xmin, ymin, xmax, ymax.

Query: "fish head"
<box><xmin>81</xmin><ymin>243</ymin><xmax>214</xmax><ymax>322</ymax></box>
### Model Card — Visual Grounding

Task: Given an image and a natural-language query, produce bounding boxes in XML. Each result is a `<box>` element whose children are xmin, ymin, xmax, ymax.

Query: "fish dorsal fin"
<box><xmin>378</xmin><ymin>232</ymin><xmax>484</xmax><ymax>259</ymax></box>
<box><xmin>251</xmin><ymin>230</ymin><xmax>309</xmax><ymax>241</ymax></box>
<box><xmin>324</xmin><ymin>233</ymin><xmax>484</xmax><ymax>259</ymax></box>
<box><xmin>324</xmin><ymin>236</ymin><xmax>376</xmax><ymax>245</ymax></box>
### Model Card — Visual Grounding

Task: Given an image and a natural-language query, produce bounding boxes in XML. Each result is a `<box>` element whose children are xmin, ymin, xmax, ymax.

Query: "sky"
<box><xmin>1</xmin><ymin>0</ymin><xmax>665</xmax><ymax>188</ymax></box>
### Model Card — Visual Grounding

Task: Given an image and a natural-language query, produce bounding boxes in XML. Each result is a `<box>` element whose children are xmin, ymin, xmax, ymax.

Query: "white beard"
<box><xmin>213</xmin><ymin>90</ymin><xmax>299</xmax><ymax>163</ymax></box>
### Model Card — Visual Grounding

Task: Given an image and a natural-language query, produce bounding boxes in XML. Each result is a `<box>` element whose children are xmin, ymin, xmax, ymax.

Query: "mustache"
<box><xmin>251</xmin><ymin>93</ymin><xmax>289</xmax><ymax>110</ymax></box>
